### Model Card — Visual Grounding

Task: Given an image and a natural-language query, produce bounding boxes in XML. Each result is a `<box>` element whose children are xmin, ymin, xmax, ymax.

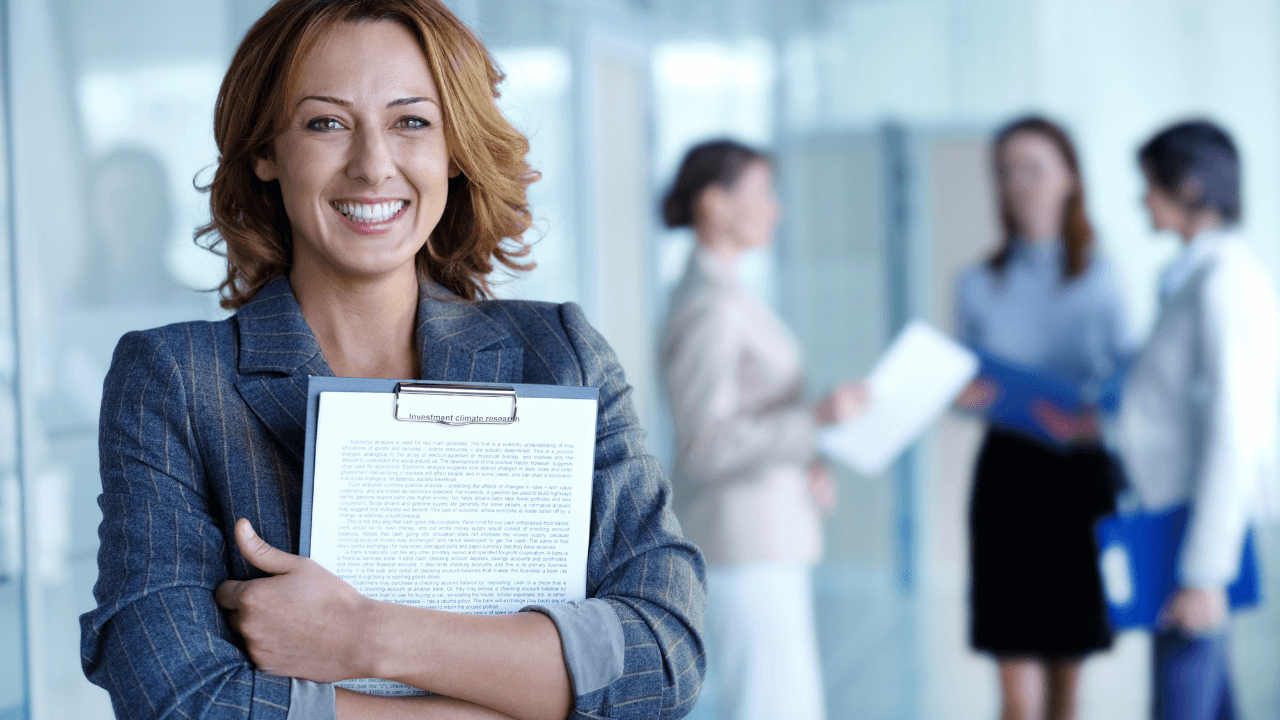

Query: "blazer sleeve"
<box><xmin>559</xmin><ymin>303</ymin><xmax>707</xmax><ymax>720</ymax></box>
<box><xmin>663</xmin><ymin>302</ymin><xmax>816</xmax><ymax>486</ymax></box>
<box><xmin>79</xmin><ymin>330</ymin><xmax>292</xmax><ymax>720</ymax></box>
<box><xmin>1180</xmin><ymin>261</ymin><xmax>1280</xmax><ymax>587</ymax></box>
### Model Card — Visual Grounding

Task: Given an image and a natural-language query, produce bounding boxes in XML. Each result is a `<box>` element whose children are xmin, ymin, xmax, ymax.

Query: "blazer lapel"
<box><xmin>417</xmin><ymin>284</ymin><xmax>524</xmax><ymax>383</ymax></box>
<box><xmin>233</xmin><ymin>277</ymin><xmax>523</xmax><ymax>462</ymax></box>
<box><xmin>233</xmin><ymin>275</ymin><xmax>333</xmax><ymax>464</ymax></box>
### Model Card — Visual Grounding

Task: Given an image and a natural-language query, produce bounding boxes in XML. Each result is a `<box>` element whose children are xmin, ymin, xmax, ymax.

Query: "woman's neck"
<box><xmin>290</xmin><ymin>258</ymin><xmax>420</xmax><ymax>379</ymax></box>
<box><xmin>1180</xmin><ymin>212</ymin><xmax>1224</xmax><ymax>244</ymax></box>
<box><xmin>695</xmin><ymin>227</ymin><xmax>743</xmax><ymax>265</ymax></box>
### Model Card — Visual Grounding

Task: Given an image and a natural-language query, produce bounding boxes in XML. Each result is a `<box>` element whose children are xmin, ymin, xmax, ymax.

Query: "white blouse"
<box><xmin>1119</xmin><ymin>230</ymin><xmax>1280</xmax><ymax>588</ymax></box>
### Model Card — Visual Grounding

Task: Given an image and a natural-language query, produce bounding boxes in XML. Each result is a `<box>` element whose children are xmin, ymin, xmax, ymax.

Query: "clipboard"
<box><xmin>299</xmin><ymin>376</ymin><xmax>598</xmax><ymax>557</ymax></box>
<box><xmin>299</xmin><ymin>376</ymin><xmax>600</xmax><ymax>696</ymax></box>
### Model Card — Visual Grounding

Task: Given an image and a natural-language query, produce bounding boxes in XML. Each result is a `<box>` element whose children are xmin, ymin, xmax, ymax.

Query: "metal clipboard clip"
<box><xmin>394</xmin><ymin>383</ymin><xmax>518</xmax><ymax>425</ymax></box>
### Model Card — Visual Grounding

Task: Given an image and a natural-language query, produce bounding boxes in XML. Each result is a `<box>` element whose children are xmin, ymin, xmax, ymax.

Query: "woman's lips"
<box><xmin>331</xmin><ymin>201</ymin><xmax>409</xmax><ymax>235</ymax></box>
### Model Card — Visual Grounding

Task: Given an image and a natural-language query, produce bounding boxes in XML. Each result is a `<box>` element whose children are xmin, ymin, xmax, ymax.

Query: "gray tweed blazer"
<box><xmin>80</xmin><ymin>275</ymin><xmax>705</xmax><ymax>720</ymax></box>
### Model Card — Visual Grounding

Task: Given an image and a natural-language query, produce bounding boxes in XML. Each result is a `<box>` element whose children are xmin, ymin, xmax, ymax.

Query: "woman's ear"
<box><xmin>253</xmin><ymin>154</ymin><xmax>278</xmax><ymax>183</ymax></box>
<box><xmin>697</xmin><ymin>186</ymin><xmax>728</xmax><ymax>230</ymax></box>
<box><xmin>1177</xmin><ymin>176</ymin><xmax>1205</xmax><ymax>208</ymax></box>
<box><xmin>448</xmin><ymin>159</ymin><xmax>462</xmax><ymax>179</ymax></box>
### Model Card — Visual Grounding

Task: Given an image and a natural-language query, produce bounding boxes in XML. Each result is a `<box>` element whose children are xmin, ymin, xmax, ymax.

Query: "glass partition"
<box><xmin>0</xmin><ymin>4</ymin><xmax>28</xmax><ymax>716</ymax></box>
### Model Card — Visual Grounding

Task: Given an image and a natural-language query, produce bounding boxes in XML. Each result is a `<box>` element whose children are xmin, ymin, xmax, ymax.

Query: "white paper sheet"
<box><xmin>309</xmin><ymin>391</ymin><xmax>598</xmax><ymax>696</ymax></box>
<box><xmin>818</xmin><ymin>321</ymin><xmax>979</xmax><ymax>476</ymax></box>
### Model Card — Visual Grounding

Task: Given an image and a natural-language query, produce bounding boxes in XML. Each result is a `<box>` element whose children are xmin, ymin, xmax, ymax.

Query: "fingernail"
<box><xmin>242</xmin><ymin>521</ymin><xmax>256</xmax><ymax>539</ymax></box>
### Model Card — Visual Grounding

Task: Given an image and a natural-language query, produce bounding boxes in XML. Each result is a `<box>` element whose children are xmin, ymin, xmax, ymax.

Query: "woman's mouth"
<box><xmin>330</xmin><ymin>199</ymin><xmax>409</xmax><ymax>234</ymax></box>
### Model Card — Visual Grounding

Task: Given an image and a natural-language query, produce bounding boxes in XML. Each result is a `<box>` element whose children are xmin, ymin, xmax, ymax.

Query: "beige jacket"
<box><xmin>659</xmin><ymin>248</ymin><xmax>823</xmax><ymax>566</ymax></box>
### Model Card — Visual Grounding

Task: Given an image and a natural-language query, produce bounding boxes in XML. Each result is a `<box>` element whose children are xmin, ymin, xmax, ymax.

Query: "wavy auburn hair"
<box><xmin>197</xmin><ymin>0</ymin><xmax>537</xmax><ymax>308</ymax></box>
<box><xmin>990</xmin><ymin>116</ymin><xmax>1093</xmax><ymax>280</ymax></box>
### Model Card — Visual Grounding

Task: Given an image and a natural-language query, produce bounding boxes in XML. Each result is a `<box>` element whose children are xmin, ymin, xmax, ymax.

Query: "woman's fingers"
<box><xmin>234</xmin><ymin>518</ymin><xmax>302</xmax><ymax>576</ymax></box>
<box><xmin>815</xmin><ymin>381</ymin><xmax>872</xmax><ymax>425</ymax></box>
<box><xmin>843</xmin><ymin>381</ymin><xmax>871</xmax><ymax>416</ymax></box>
<box><xmin>1163</xmin><ymin>587</ymin><xmax>1228</xmax><ymax>633</ymax></box>
<box><xmin>1029</xmin><ymin>401</ymin><xmax>1101</xmax><ymax>443</ymax></box>
<box><xmin>212</xmin><ymin>524</ymin><xmax>377</xmax><ymax>681</ymax></box>
<box><xmin>215</xmin><ymin>579</ymin><xmax>246</xmax><ymax>611</ymax></box>
<box><xmin>956</xmin><ymin>377</ymin><xmax>998</xmax><ymax>412</ymax></box>
<box><xmin>806</xmin><ymin>462</ymin><xmax>837</xmax><ymax>515</ymax></box>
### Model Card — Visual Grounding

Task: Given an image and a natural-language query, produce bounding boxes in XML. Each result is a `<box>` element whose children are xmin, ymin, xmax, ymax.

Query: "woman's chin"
<box><xmin>298</xmin><ymin>253</ymin><xmax>422</xmax><ymax>285</ymax></box>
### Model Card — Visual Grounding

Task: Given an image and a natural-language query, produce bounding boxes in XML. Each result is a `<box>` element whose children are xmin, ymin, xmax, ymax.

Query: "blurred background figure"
<box><xmin>658</xmin><ymin>139</ymin><xmax>865</xmax><ymax>720</ymax></box>
<box><xmin>81</xmin><ymin>147</ymin><xmax>185</xmax><ymax>306</ymax></box>
<box><xmin>1120</xmin><ymin>120</ymin><xmax>1280</xmax><ymax>720</ymax></box>
<box><xmin>953</xmin><ymin>117</ymin><xmax>1133</xmax><ymax>720</ymax></box>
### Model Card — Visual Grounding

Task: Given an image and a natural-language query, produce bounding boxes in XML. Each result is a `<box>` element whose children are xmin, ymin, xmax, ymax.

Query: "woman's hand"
<box><xmin>336</xmin><ymin>689</ymin><xmax>519</xmax><ymax>719</ymax></box>
<box><xmin>1159</xmin><ymin>586</ymin><xmax>1228</xmax><ymax>634</ymax></box>
<box><xmin>1029</xmin><ymin>400</ymin><xmax>1100</xmax><ymax>444</ymax></box>
<box><xmin>815</xmin><ymin>381</ymin><xmax>870</xmax><ymax>425</ymax></box>
<box><xmin>806</xmin><ymin>462</ymin><xmax>838</xmax><ymax>516</ymax></box>
<box><xmin>955</xmin><ymin>377</ymin><xmax>998</xmax><ymax>413</ymax></box>
<box><xmin>216</xmin><ymin>519</ymin><xmax>377</xmax><ymax>682</ymax></box>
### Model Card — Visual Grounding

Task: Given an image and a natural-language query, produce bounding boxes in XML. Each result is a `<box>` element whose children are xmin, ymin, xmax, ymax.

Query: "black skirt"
<box><xmin>969</xmin><ymin>429</ymin><xmax>1118</xmax><ymax>659</ymax></box>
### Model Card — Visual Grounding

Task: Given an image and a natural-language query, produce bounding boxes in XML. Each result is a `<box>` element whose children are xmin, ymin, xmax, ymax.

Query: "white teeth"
<box><xmin>334</xmin><ymin>200</ymin><xmax>405</xmax><ymax>223</ymax></box>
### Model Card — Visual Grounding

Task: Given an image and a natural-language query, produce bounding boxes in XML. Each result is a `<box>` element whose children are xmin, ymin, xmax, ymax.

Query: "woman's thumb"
<box><xmin>234</xmin><ymin>518</ymin><xmax>298</xmax><ymax>575</ymax></box>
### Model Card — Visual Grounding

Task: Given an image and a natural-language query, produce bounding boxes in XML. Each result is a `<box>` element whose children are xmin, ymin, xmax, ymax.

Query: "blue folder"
<box><xmin>974</xmin><ymin>352</ymin><xmax>1131</xmax><ymax>443</ymax></box>
<box><xmin>976</xmin><ymin>353</ymin><xmax>1083</xmax><ymax>443</ymax></box>
<box><xmin>1094</xmin><ymin>505</ymin><xmax>1261</xmax><ymax>630</ymax></box>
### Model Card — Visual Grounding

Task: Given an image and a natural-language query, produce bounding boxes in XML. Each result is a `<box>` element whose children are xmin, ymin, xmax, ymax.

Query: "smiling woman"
<box><xmin>78</xmin><ymin>2</ymin><xmax>705</xmax><ymax>720</ymax></box>
<box><xmin>199</xmin><ymin>0</ymin><xmax>536</xmax><ymax>310</ymax></box>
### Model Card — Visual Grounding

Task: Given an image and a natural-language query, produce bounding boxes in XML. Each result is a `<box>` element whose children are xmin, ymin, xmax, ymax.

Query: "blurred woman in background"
<box><xmin>954</xmin><ymin>116</ymin><xmax>1133</xmax><ymax>720</ymax></box>
<box><xmin>1121</xmin><ymin>119</ymin><xmax>1279</xmax><ymax>720</ymax></box>
<box><xmin>658</xmin><ymin>139</ymin><xmax>865</xmax><ymax>720</ymax></box>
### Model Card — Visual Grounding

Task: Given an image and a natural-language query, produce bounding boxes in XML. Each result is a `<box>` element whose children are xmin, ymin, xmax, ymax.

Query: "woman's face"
<box><xmin>999</xmin><ymin>131</ymin><xmax>1076</xmax><ymax>239</ymax></box>
<box><xmin>1142</xmin><ymin>170</ymin><xmax>1191</xmax><ymax>235</ymax></box>
<box><xmin>254</xmin><ymin>20</ymin><xmax>451</xmax><ymax>281</ymax></box>
<box><xmin>704</xmin><ymin>160</ymin><xmax>781</xmax><ymax>251</ymax></box>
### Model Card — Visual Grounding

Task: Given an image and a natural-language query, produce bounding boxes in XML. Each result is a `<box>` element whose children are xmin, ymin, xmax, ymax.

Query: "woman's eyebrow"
<box><xmin>295</xmin><ymin>95</ymin><xmax>437</xmax><ymax>108</ymax></box>
<box><xmin>387</xmin><ymin>96</ymin><xmax>436</xmax><ymax>108</ymax></box>
<box><xmin>298</xmin><ymin>95</ymin><xmax>350</xmax><ymax>108</ymax></box>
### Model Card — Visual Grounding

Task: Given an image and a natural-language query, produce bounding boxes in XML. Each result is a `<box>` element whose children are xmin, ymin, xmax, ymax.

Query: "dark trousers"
<box><xmin>1152</xmin><ymin>628</ymin><xmax>1237</xmax><ymax>720</ymax></box>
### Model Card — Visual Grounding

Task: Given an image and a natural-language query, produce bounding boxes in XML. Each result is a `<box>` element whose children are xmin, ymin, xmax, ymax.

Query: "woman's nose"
<box><xmin>347</xmin><ymin>127</ymin><xmax>396</xmax><ymax>186</ymax></box>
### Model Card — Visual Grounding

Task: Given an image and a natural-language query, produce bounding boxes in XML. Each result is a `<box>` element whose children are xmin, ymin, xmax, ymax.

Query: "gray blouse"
<box><xmin>955</xmin><ymin>240</ymin><xmax>1135</xmax><ymax>393</ymax></box>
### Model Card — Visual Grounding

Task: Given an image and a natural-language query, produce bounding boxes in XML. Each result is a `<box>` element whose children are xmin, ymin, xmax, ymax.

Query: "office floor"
<box><xmin>687</xmin><ymin>530</ymin><xmax>1280</xmax><ymax>720</ymax></box>
<box><xmin>689</xmin><ymin>566</ymin><xmax>1145</xmax><ymax>720</ymax></box>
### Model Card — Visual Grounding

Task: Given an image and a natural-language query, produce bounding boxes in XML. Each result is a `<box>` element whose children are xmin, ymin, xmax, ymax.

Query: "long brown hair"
<box><xmin>197</xmin><ymin>0</ymin><xmax>538</xmax><ymax>309</ymax></box>
<box><xmin>990</xmin><ymin>116</ymin><xmax>1093</xmax><ymax>280</ymax></box>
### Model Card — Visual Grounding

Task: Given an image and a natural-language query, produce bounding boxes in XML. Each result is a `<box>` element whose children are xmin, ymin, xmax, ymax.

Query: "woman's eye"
<box><xmin>306</xmin><ymin>117</ymin><xmax>344</xmax><ymax>132</ymax></box>
<box><xmin>397</xmin><ymin>116</ymin><xmax>430</xmax><ymax>130</ymax></box>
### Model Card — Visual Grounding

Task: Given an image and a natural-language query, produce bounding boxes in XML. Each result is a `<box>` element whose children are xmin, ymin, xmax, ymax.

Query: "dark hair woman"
<box><xmin>1120</xmin><ymin>119</ymin><xmax>1279</xmax><ymax>720</ymax></box>
<box><xmin>953</xmin><ymin>116</ymin><xmax>1133</xmax><ymax>720</ymax></box>
<box><xmin>78</xmin><ymin>2</ymin><xmax>705</xmax><ymax>719</ymax></box>
<box><xmin>658</xmin><ymin>139</ymin><xmax>866</xmax><ymax>720</ymax></box>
